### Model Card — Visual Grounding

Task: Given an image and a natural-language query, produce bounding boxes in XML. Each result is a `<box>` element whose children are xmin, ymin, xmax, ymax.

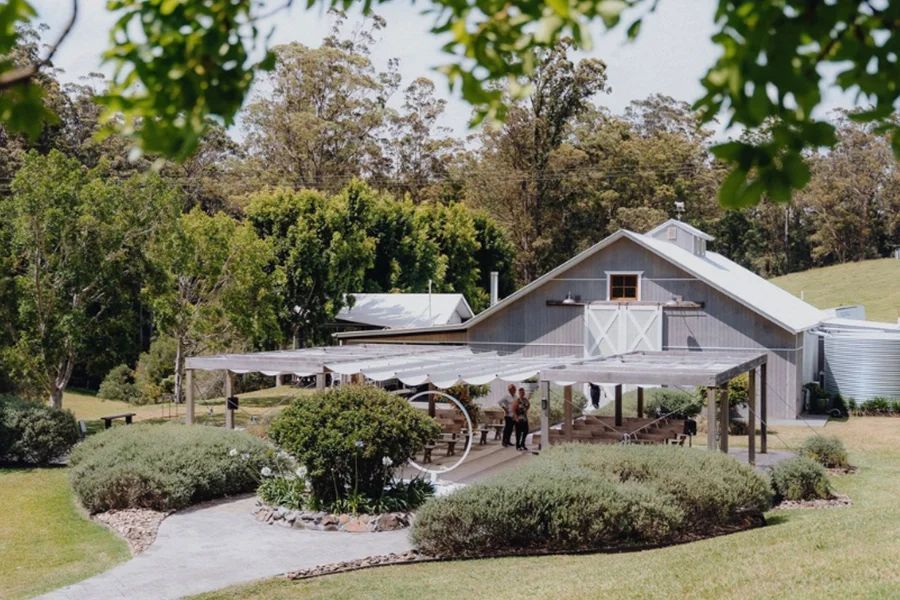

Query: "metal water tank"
<box><xmin>824</xmin><ymin>331</ymin><xmax>900</xmax><ymax>401</ymax></box>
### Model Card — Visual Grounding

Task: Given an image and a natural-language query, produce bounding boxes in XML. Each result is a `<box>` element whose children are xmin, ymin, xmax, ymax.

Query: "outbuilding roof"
<box><xmin>336</xmin><ymin>293</ymin><xmax>473</xmax><ymax>329</ymax></box>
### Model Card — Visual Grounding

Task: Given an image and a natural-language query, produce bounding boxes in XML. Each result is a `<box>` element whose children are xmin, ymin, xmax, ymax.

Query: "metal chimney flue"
<box><xmin>489</xmin><ymin>271</ymin><xmax>499</xmax><ymax>306</ymax></box>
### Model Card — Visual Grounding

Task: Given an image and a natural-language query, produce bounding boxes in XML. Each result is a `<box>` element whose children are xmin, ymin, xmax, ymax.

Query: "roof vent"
<box><xmin>645</xmin><ymin>219</ymin><xmax>714</xmax><ymax>257</ymax></box>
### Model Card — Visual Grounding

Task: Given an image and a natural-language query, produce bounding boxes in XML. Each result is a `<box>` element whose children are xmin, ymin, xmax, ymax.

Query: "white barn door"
<box><xmin>584</xmin><ymin>305</ymin><xmax>662</xmax><ymax>358</ymax></box>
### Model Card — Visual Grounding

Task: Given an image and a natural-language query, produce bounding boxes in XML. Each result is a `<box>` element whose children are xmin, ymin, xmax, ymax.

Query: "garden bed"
<box><xmin>772</xmin><ymin>494</ymin><xmax>852</xmax><ymax>511</ymax></box>
<box><xmin>93</xmin><ymin>508</ymin><xmax>171</xmax><ymax>553</ymax></box>
<box><xmin>251</xmin><ymin>500</ymin><xmax>411</xmax><ymax>532</ymax></box>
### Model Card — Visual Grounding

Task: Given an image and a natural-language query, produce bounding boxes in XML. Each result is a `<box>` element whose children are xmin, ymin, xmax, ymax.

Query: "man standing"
<box><xmin>499</xmin><ymin>383</ymin><xmax>517</xmax><ymax>447</ymax></box>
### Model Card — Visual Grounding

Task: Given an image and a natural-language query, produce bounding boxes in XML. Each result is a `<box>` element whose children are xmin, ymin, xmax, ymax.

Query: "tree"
<box><xmin>144</xmin><ymin>208</ymin><xmax>280</xmax><ymax>404</ymax></box>
<box><xmin>245</xmin><ymin>183</ymin><xmax>374</xmax><ymax>347</ymax></box>
<box><xmin>466</xmin><ymin>40</ymin><xmax>609</xmax><ymax>281</ymax></box>
<box><xmin>3</xmin><ymin>150</ymin><xmax>180</xmax><ymax>407</ymax></box>
<box><xmin>240</xmin><ymin>14</ymin><xmax>397</xmax><ymax>193</ymax></box>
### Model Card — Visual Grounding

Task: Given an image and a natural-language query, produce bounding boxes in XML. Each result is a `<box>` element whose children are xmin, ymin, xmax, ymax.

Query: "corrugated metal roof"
<box><xmin>336</xmin><ymin>293</ymin><xmax>474</xmax><ymax>329</ymax></box>
<box><xmin>646</xmin><ymin>219</ymin><xmax>715</xmax><ymax>241</ymax></box>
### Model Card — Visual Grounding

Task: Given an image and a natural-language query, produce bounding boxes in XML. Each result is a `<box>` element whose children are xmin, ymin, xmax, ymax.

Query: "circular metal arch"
<box><xmin>406</xmin><ymin>389</ymin><xmax>474</xmax><ymax>478</ymax></box>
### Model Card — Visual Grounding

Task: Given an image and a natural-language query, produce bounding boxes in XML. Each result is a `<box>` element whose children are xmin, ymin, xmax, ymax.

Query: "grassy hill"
<box><xmin>770</xmin><ymin>257</ymin><xmax>900</xmax><ymax>323</ymax></box>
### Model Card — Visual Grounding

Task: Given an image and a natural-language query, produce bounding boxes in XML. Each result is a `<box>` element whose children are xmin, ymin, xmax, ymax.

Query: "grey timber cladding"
<box><xmin>467</xmin><ymin>238</ymin><xmax>802</xmax><ymax>419</ymax></box>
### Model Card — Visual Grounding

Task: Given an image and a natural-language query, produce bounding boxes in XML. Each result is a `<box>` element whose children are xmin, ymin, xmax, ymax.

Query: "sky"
<box><xmin>31</xmin><ymin>0</ymin><xmax>858</xmax><ymax>140</ymax></box>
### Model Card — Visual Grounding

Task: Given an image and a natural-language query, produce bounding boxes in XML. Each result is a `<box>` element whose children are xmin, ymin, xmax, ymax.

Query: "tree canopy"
<box><xmin>1</xmin><ymin>1</ymin><xmax>897</xmax><ymax>206</ymax></box>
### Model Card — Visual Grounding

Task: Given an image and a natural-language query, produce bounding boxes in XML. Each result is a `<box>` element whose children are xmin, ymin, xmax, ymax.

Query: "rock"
<box><xmin>323</xmin><ymin>524</ymin><xmax>339</xmax><ymax>532</ymax></box>
<box><xmin>338</xmin><ymin>514</ymin><xmax>350</xmax><ymax>525</ymax></box>
<box><xmin>93</xmin><ymin>508</ymin><xmax>170</xmax><ymax>554</ymax></box>
<box><xmin>343</xmin><ymin>518</ymin><xmax>371</xmax><ymax>533</ymax></box>
<box><xmin>291</xmin><ymin>519</ymin><xmax>305</xmax><ymax>529</ymax></box>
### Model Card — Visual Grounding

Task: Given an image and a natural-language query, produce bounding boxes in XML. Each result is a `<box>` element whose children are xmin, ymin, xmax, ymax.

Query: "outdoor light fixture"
<box><xmin>562</xmin><ymin>291</ymin><xmax>576</xmax><ymax>304</ymax></box>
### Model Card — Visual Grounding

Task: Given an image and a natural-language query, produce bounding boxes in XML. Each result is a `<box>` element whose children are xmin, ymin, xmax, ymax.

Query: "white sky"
<box><xmin>32</xmin><ymin>0</ymin><xmax>858</xmax><ymax>140</ymax></box>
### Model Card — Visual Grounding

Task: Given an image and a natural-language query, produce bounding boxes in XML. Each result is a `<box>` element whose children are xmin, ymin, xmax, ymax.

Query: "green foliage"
<box><xmin>98</xmin><ymin>365</ymin><xmax>140</xmax><ymax>404</ymax></box>
<box><xmin>69</xmin><ymin>424</ymin><xmax>277</xmax><ymax>512</ymax></box>
<box><xmin>799</xmin><ymin>436</ymin><xmax>849</xmax><ymax>469</ymax></box>
<box><xmin>134</xmin><ymin>336</ymin><xmax>177</xmax><ymax>404</ymax></box>
<box><xmin>0</xmin><ymin>395</ymin><xmax>79</xmax><ymax>465</ymax></box>
<box><xmin>257</xmin><ymin>476</ymin><xmax>308</xmax><ymax>511</ymax></box>
<box><xmin>645</xmin><ymin>388</ymin><xmax>702</xmax><ymax>418</ymax></box>
<box><xmin>269</xmin><ymin>385</ymin><xmax>441</xmax><ymax>508</ymax></box>
<box><xmin>770</xmin><ymin>456</ymin><xmax>831</xmax><ymax>502</ymax></box>
<box><xmin>527</xmin><ymin>386</ymin><xmax>587</xmax><ymax>427</ymax></box>
<box><xmin>412</xmin><ymin>444</ymin><xmax>771</xmax><ymax>556</ymax></box>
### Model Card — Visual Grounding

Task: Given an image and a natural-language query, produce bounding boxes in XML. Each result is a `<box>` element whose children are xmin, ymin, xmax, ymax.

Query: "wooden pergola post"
<box><xmin>315</xmin><ymin>371</ymin><xmax>326</xmax><ymax>390</ymax></box>
<box><xmin>706</xmin><ymin>387</ymin><xmax>717</xmax><ymax>451</ymax></box>
<box><xmin>540</xmin><ymin>381</ymin><xmax>550</xmax><ymax>450</ymax></box>
<box><xmin>747</xmin><ymin>367</ymin><xmax>756</xmax><ymax>465</ymax></box>
<box><xmin>563</xmin><ymin>385</ymin><xmax>573</xmax><ymax>441</ymax></box>
<box><xmin>224</xmin><ymin>371</ymin><xmax>235</xmax><ymax>430</ymax></box>
<box><xmin>427</xmin><ymin>382</ymin><xmax>436</xmax><ymax>418</ymax></box>
<box><xmin>185</xmin><ymin>369</ymin><xmax>194</xmax><ymax>425</ymax></box>
<box><xmin>718</xmin><ymin>387</ymin><xmax>729</xmax><ymax>453</ymax></box>
<box><xmin>760</xmin><ymin>363</ymin><xmax>768</xmax><ymax>454</ymax></box>
<box><xmin>636</xmin><ymin>386</ymin><xmax>644</xmax><ymax>418</ymax></box>
<box><xmin>614</xmin><ymin>384</ymin><xmax>623</xmax><ymax>427</ymax></box>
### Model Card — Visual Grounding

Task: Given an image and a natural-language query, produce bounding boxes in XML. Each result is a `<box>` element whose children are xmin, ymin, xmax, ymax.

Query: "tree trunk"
<box><xmin>48</xmin><ymin>353</ymin><xmax>75</xmax><ymax>409</ymax></box>
<box><xmin>173</xmin><ymin>337</ymin><xmax>184</xmax><ymax>404</ymax></box>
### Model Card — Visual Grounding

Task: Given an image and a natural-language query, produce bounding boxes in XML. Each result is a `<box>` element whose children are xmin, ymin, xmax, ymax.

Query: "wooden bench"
<box><xmin>101</xmin><ymin>413</ymin><xmax>136</xmax><ymax>429</ymax></box>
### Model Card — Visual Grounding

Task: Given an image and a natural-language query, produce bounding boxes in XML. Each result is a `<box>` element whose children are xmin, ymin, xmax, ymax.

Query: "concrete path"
<box><xmin>39</xmin><ymin>496</ymin><xmax>412</xmax><ymax>600</ymax></box>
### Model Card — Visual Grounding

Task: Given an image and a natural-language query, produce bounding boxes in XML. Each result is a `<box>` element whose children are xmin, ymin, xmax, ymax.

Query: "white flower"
<box><xmin>381</xmin><ymin>456</ymin><xmax>393</xmax><ymax>467</ymax></box>
<box><xmin>261</xmin><ymin>466</ymin><xmax>273</xmax><ymax>477</ymax></box>
<box><xmin>354</xmin><ymin>440</ymin><xmax>365</xmax><ymax>448</ymax></box>
<box><xmin>228</xmin><ymin>448</ymin><xmax>238</xmax><ymax>457</ymax></box>
<box><xmin>295</xmin><ymin>466</ymin><xmax>307</xmax><ymax>478</ymax></box>
<box><xmin>277</xmin><ymin>450</ymin><xmax>290</xmax><ymax>460</ymax></box>
<box><xmin>241</xmin><ymin>453</ymin><xmax>250</xmax><ymax>461</ymax></box>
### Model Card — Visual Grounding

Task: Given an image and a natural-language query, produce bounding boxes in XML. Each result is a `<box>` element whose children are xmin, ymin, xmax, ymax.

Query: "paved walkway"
<box><xmin>40</xmin><ymin>497</ymin><xmax>412</xmax><ymax>600</ymax></box>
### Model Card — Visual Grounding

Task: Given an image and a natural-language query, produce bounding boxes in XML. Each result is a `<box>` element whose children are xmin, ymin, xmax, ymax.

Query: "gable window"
<box><xmin>608</xmin><ymin>273</ymin><xmax>640</xmax><ymax>301</ymax></box>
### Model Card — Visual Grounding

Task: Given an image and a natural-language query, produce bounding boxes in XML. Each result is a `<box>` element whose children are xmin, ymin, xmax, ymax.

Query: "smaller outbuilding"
<box><xmin>334</xmin><ymin>293</ymin><xmax>474</xmax><ymax>332</ymax></box>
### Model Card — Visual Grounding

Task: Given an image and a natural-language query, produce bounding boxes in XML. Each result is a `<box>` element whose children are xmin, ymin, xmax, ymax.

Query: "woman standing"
<box><xmin>513</xmin><ymin>387</ymin><xmax>531</xmax><ymax>451</ymax></box>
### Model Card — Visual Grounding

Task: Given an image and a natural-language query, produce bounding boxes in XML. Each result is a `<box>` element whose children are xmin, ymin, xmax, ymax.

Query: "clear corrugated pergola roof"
<box><xmin>186</xmin><ymin>345</ymin><xmax>766</xmax><ymax>389</ymax></box>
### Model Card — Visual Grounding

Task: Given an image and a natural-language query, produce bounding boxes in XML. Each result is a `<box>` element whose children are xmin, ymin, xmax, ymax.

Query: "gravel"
<box><xmin>94</xmin><ymin>508</ymin><xmax>171</xmax><ymax>554</ymax></box>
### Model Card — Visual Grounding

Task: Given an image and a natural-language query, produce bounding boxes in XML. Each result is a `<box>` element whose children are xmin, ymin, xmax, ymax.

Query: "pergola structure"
<box><xmin>185</xmin><ymin>345</ymin><xmax>768</xmax><ymax>462</ymax></box>
<box><xmin>538</xmin><ymin>350</ymin><xmax>768</xmax><ymax>463</ymax></box>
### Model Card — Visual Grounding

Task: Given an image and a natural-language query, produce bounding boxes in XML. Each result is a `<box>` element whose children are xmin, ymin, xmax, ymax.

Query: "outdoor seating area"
<box><xmin>533</xmin><ymin>414</ymin><xmax>689</xmax><ymax>447</ymax></box>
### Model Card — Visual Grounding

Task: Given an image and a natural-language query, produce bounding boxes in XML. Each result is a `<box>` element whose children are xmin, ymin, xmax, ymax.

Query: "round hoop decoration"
<box><xmin>407</xmin><ymin>390</ymin><xmax>474</xmax><ymax>478</ymax></box>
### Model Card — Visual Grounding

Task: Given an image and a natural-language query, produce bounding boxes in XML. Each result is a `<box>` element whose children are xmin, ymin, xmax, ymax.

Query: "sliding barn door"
<box><xmin>584</xmin><ymin>305</ymin><xmax>662</xmax><ymax>358</ymax></box>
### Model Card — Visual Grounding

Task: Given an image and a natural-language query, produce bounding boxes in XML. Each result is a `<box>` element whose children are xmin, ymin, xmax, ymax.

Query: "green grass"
<box><xmin>770</xmin><ymin>257</ymin><xmax>900</xmax><ymax>323</ymax></box>
<box><xmin>0</xmin><ymin>468</ymin><xmax>129</xmax><ymax>599</ymax></box>
<box><xmin>191</xmin><ymin>417</ymin><xmax>900</xmax><ymax>600</ymax></box>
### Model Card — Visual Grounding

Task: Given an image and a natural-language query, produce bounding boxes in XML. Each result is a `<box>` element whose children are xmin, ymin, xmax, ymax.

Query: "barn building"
<box><xmin>335</xmin><ymin>220</ymin><xmax>828</xmax><ymax>420</ymax></box>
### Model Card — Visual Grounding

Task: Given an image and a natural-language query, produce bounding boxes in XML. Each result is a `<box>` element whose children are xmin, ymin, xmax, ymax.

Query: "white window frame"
<box><xmin>605</xmin><ymin>271</ymin><xmax>643</xmax><ymax>302</ymax></box>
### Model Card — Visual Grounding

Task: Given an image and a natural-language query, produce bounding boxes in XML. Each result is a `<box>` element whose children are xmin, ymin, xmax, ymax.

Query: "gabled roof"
<box><xmin>335</xmin><ymin>228</ymin><xmax>826</xmax><ymax>339</ymax></box>
<box><xmin>646</xmin><ymin>219</ymin><xmax>715</xmax><ymax>241</ymax></box>
<box><xmin>336</xmin><ymin>293</ymin><xmax>473</xmax><ymax>329</ymax></box>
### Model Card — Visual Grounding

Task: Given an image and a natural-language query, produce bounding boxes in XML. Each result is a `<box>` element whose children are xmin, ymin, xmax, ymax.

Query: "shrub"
<box><xmin>645</xmin><ymin>388</ymin><xmax>702</xmax><ymax>418</ymax></box>
<box><xmin>269</xmin><ymin>385</ymin><xmax>441</xmax><ymax>510</ymax></box>
<box><xmin>527</xmin><ymin>386</ymin><xmax>587</xmax><ymax>426</ymax></box>
<box><xmin>799</xmin><ymin>436</ymin><xmax>849</xmax><ymax>469</ymax></box>
<box><xmin>0</xmin><ymin>396</ymin><xmax>79</xmax><ymax>465</ymax></box>
<box><xmin>98</xmin><ymin>364</ymin><xmax>141</xmax><ymax>403</ymax></box>
<box><xmin>258</xmin><ymin>476</ymin><xmax>308</xmax><ymax>510</ymax></box>
<box><xmin>412</xmin><ymin>444</ymin><xmax>771</xmax><ymax>556</ymax></box>
<box><xmin>134</xmin><ymin>336</ymin><xmax>177</xmax><ymax>403</ymax></box>
<box><xmin>770</xmin><ymin>456</ymin><xmax>831</xmax><ymax>501</ymax></box>
<box><xmin>69</xmin><ymin>424</ymin><xmax>278</xmax><ymax>512</ymax></box>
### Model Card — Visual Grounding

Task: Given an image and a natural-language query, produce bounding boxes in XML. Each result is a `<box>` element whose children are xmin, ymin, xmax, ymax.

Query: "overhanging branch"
<box><xmin>0</xmin><ymin>0</ymin><xmax>79</xmax><ymax>91</ymax></box>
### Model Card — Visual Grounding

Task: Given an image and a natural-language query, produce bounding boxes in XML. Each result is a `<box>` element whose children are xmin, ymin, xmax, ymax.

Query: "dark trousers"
<box><xmin>515</xmin><ymin>418</ymin><xmax>529</xmax><ymax>449</ymax></box>
<box><xmin>502</xmin><ymin>416</ymin><xmax>515</xmax><ymax>445</ymax></box>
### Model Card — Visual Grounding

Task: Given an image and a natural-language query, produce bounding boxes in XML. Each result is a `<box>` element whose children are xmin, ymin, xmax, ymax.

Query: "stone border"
<box><xmin>252</xmin><ymin>500</ymin><xmax>411</xmax><ymax>532</ymax></box>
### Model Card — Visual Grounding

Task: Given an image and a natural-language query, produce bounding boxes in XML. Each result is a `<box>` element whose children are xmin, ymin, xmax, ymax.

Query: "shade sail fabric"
<box><xmin>185</xmin><ymin>344</ymin><xmax>585</xmax><ymax>388</ymax></box>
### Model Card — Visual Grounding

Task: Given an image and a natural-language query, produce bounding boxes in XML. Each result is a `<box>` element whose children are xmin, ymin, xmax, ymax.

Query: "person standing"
<box><xmin>499</xmin><ymin>383</ymin><xmax>517</xmax><ymax>447</ymax></box>
<box><xmin>513</xmin><ymin>386</ymin><xmax>531</xmax><ymax>451</ymax></box>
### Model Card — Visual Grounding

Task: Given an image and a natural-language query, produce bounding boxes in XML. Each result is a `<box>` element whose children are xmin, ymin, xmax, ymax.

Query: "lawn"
<box><xmin>192</xmin><ymin>417</ymin><xmax>900</xmax><ymax>600</ymax></box>
<box><xmin>770</xmin><ymin>257</ymin><xmax>900</xmax><ymax>323</ymax></box>
<box><xmin>0</xmin><ymin>468</ymin><xmax>129</xmax><ymax>599</ymax></box>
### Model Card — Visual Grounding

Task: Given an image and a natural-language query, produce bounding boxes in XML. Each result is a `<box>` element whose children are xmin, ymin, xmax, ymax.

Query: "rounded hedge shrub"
<box><xmin>69</xmin><ymin>424</ymin><xmax>278</xmax><ymax>512</ymax></box>
<box><xmin>412</xmin><ymin>444</ymin><xmax>771</xmax><ymax>556</ymax></box>
<box><xmin>0</xmin><ymin>395</ymin><xmax>79</xmax><ymax>465</ymax></box>
<box><xmin>799</xmin><ymin>435</ymin><xmax>849</xmax><ymax>469</ymax></box>
<box><xmin>269</xmin><ymin>385</ymin><xmax>441</xmax><ymax>508</ymax></box>
<box><xmin>98</xmin><ymin>364</ymin><xmax>141</xmax><ymax>403</ymax></box>
<box><xmin>770</xmin><ymin>456</ymin><xmax>831</xmax><ymax>501</ymax></box>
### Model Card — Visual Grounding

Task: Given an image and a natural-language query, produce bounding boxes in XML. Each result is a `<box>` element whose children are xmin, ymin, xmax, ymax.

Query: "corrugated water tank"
<box><xmin>824</xmin><ymin>331</ymin><xmax>900</xmax><ymax>401</ymax></box>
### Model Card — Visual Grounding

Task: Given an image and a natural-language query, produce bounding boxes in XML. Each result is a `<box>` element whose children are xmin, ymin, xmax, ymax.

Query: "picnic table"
<box><xmin>101</xmin><ymin>412</ymin><xmax>136</xmax><ymax>429</ymax></box>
